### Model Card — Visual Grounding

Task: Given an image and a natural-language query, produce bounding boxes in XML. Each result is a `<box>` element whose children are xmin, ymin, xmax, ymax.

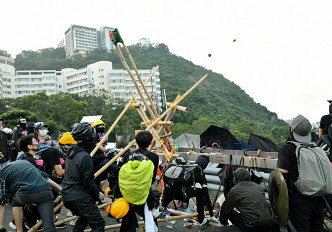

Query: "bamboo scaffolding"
<box><xmin>115</xmin><ymin>45</ymin><xmax>157</xmax><ymax>121</ymax></box>
<box><xmin>94</xmin><ymin>74</ymin><xmax>208</xmax><ymax>178</ymax></box>
<box><xmin>122</xmin><ymin>43</ymin><xmax>159</xmax><ymax>118</ymax></box>
<box><xmin>90</xmin><ymin>66</ymin><xmax>159</xmax><ymax>157</ymax></box>
<box><xmin>136</xmin><ymin>105</ymin><xmax>170</xmax><ymax>156</ymax></box>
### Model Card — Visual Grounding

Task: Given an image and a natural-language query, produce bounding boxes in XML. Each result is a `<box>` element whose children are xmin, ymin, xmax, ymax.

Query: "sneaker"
<box><xmin>9</xmin><ymin>221</ymin><xmax>16</xmax><ymax>230</ymax></box>
<box><xmin>209</xmin><ymin>216</ymin><xmax>219</xmax><ymax>223</ymax></box>
<box><xmin>69</xmin><ymin>219</ymin><xmax>77</xmax><ymax>226</ymax></box>
<box><xmin>198</xmin><ymin>218</ymin><xmax>208</xmax><ymax>227</ymax></box>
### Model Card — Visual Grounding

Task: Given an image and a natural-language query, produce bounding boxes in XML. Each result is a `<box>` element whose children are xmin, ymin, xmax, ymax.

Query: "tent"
<box><xmin>226</xmin><ymin>139</ymin><xmax>256</xmax><ymax>151</ymax></box>
<box><xmin>248</xmin><ymin>133</ymin><xmax>280</xmax><ymax>152</ymax></box>
<box><xmin>200</xmin><ymin>125</ymin><xmax>238</xmax><ymax>149</ymax></box>
<box><xmin>173</xmin><ymin>133</ymin><xmax>200</xmax><ymax>148</ymax></box>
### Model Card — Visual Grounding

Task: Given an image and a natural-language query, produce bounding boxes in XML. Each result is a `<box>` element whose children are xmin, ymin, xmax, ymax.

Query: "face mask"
<box><xmin>39</xmin><ymin>129</ymin><xmax>48</xmax><ymax>137</ymax></box>
<box><xmin>20</xmin><ymin>123</ymin><xmax>27</xmax><ymax>130</ymax></box>
<box><xmin>96</xmin><ymin>127</ymin><xmax>105</xmax><ymax>134</ymax></box>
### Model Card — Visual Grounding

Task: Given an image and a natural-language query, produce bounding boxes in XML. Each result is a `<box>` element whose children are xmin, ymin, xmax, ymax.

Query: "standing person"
<box><xmin>319</xmin><ymin>100</ymin><xmax>332</xmax><ymax>138</ymax></box>
<box><xmin>118</xmin><ymin>131</ymin><xmax>160</xmax><ymax>232</ymax></box>
<box><xmin>278</xmin><ymin>114</ymin><xmax>324</xmax><ymax>231</ymax></box>
<box><xmin>0</xmin><ymin>160</ymin><xmax>56</xmax><ymax>232</ymax></box>
<box><xmin>161</xmin><ymin>155</ymin><xmax>218</xmax><ymax>226</ymax></box>
<box><xmin>219</xmin><ymin>168</ymin><xmax>279</xmax><ymax>232</ymax></box>
<box><xmin>62</xmin><ymin>123</ymin><xmax>105</xmax><ymax>232</ymax></box>
<box><xmin>12</xmin><ymin>118</ymin><xmax>28</xmax><ymax>153</ymax></box>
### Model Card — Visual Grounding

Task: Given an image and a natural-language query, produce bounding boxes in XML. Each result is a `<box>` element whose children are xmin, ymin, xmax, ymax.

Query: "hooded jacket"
<box><xmin>62</xmin><ymin>144</ymin><xmax>99</xmax><ymax>202</ymax></box>
<box><xmin>220</xmin><ymin>168</ymin><xmax>277</xmax><ymax>226</ymax></box>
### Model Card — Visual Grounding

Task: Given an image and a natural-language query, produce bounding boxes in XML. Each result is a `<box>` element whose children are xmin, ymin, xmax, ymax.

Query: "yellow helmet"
<box><xmin>106</xmin><ymin>197</ymin><xmax>130</xmax><ymax>219</ymax></box>
<box><xmin>93</xmin><ymin>119</ymin><xmax>106</xmax><ymax>128</ymax></box>
<box><xmin>58</xmin><ymin>132</ymin><xmax>77</xmax><ymax>145</ymax></box>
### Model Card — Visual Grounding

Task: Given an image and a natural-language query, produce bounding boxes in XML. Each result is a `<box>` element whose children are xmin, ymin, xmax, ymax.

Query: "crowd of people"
<box><xmin>0</xmin><ymin>100</ymin><xmax>330</xmax><ymax>232</ymax></box>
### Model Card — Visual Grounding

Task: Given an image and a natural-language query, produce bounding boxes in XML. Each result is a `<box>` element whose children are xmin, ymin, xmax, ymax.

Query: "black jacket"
<box><xmin>220</xmin><ymin>168</ymin><xmax>277</xmax><ymax>226</ymax></box>
<box><xmin>62</xmin><ymin>144</ymin><xmax>99</xmax><ymax>202</ymax></box>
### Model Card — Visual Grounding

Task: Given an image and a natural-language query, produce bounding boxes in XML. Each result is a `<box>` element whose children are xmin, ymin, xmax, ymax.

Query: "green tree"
<box><xmin>0</xmin><ymin>109</ymin><xmax>38</xmax><ymax>128</ymax></box>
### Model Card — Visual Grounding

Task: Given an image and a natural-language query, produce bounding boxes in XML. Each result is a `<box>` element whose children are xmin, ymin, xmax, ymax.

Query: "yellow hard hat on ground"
<box><xmin>106</xmin><ymin>197</ymin><xmax>130</xmax><ymax>219</ymax></box>
<box><xmin>93</xmin><ymin>119</ymin><xmax>106</xmax><ymax>128</ymax></box>
<box><xmin>59</xmin><ymin>132</ymin><xmax>77</xmax><ymax>145</ymax></box>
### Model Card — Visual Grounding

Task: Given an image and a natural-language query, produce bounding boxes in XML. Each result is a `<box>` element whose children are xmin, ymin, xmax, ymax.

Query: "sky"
<box><xmin>1</xmin><ymin>0</ymin><xmax>332</xmax><ymax>123</ymax></box>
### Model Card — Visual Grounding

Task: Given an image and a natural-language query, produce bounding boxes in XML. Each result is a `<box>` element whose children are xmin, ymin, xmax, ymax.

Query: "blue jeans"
<box><xmin>12</xmin><ymin>190</ymin><xmax>56</xmax><ymax>232</ymax></box>
<box><xmin>64</xmin><ymin>197</ymin><xmax>105</xmax><ymax>232</ymax></box>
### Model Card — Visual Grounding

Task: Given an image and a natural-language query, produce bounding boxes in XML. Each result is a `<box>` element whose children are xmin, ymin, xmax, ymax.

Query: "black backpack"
<box><xmin>163</xmin><ymin>158</ymin><xmax>198</xmax><ymax>188</ymax></box>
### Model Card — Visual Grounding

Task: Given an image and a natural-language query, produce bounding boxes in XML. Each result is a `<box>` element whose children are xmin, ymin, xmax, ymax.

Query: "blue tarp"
<box><xmin>225</xmin><ymin>139</ymin><xmax>256</xmax><ymax>151</ymax></box>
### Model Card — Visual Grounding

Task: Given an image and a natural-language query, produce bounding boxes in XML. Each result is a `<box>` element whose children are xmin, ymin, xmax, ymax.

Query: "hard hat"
<box><xmin>106</xmin><ymin>197</ymin><xmax>130</xmax><ymax>219</ymax></box>
<box><xmin>71</xmin><ymin>123</ymin><xmax>94</xmax><ymax>142</ymax></box>
<box><xmin>93</xmin><ymin>119</ymin><xmax>106</xmax><ymax>128</ymax></box>
<box><xmin>59</xmin><ymin>132</ymin><xmax>77</xmax><ymax>145</ymax></box>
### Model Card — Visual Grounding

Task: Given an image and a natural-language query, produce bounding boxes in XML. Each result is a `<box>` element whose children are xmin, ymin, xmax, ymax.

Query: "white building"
<box><xmin>0</xmin><ymin>56</ymin><xmax>15</xmax><ymax>98</ymax></box>
<box><xmin>65</xmin><ymin>25</ymin><xmax>99</xmax><ymax>58</ymax></box>
<box><xmin>12</xmin><ymin>70</ymin><xmax>63</xmax><ymax>98</ymax></box>
<box><xmin>99</xmin><ymin>27</ymin><xmax>115</xmax><ymax>51</ymax></box>
<box><xmin>5</xmin><ymin>61</ymin><xmax>161</xmax><ymax>112</ymax></box>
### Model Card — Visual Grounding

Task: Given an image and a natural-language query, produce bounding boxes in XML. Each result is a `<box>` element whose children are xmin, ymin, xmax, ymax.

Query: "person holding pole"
<box><xmin>62</xmin><ymin>123</ymin><xmax>105</xmax><ymax>232</ymax></box>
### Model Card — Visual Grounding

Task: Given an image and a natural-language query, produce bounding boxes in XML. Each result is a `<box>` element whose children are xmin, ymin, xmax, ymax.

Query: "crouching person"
<box><xmin>62</xmin><ymin>123</ymin><xmax>105</xmax><ymax>232</ymax></box>
<box><xmin>219</xmin><ymin>168</ymin><xmax>280</xmax><ymax>232</ymax></box>
<box><xmin>0</xmin><ymin>160</ymin><xmax>56</xmax><ymax>232</ymax></box>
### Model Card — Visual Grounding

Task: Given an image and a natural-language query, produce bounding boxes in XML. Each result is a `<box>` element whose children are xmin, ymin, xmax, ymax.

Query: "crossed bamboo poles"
<box><xmin>28</xmin><ymin>28</ymin><xmax>208</xmax><ymax>232</ymax></box>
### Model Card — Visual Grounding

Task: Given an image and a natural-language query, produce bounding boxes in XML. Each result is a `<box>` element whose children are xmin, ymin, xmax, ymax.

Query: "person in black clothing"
<box><xmin>219</xmin><ymin>168</ymin><xmax>279</xmax><ymax>232</ymax></box>
<box><xmin>161</xmin><ymin>155</ymin><xmax>217</xmax><ymax>226</ymax></box>
<box><xmin>17</xmin><ymin>135</ymin><xmax>40</xmax><ymax>168</ymax></box>
<box><xmin>12</xmin><ymin>118</ymin><xmax>28</xmax><ymax>154</ymax></box>
<box><xmin>118</xmin><ymin>131</ymin><xmax>160</xmax><ymax>232</ymax></box>
<box><xmin>62</xmin><ymin>123</ymin><xmax>105</xmax><ymax>232</ymax></box>
<box><xmin>319</xmin><ymin>101</ymin><xmax>332</xmax><ymax>138</ymax></box>
<box><xmin>278</xmin><ymin>114</ymin><xmax>324</xmax><ymax>232</ymax></box>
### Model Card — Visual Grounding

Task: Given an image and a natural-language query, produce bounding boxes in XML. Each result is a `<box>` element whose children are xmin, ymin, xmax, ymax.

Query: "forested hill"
<box><xmin>13</xmin><ymin>45</ymin><xmax>289</xmax><ymax>144</ymax></box>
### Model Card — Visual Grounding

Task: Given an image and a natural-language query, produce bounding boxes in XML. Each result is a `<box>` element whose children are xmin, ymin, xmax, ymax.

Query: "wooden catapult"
<box><xmin>28</xmin><ymin>28</ymin><xmax>208</xmax><ymax>232</ymax></box>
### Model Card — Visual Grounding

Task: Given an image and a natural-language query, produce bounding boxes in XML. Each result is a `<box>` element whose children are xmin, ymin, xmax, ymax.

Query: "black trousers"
<box><xmin>229</xmin><ymin>211</ymin><xmax>280</xmax><ymax>232</ymax></box>
<box><xmin>161</xmin><ymin>186</ymin><xmax>205</xmax><ymax>223</ymax></box>
<box><xmin>64</xmin><ymin>198</ymin><xmax>105</xmax><ymax>232</ymax></box>
<box><xmin>288</xmin><ymin>197</ymin><xmax>324</xmax><ymax>232</ymax></box>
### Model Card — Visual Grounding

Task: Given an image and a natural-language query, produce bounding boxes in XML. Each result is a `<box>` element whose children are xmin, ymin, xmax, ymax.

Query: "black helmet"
<box><xmin>71</xmin><ymin>122</ymin><xmax>94</xmax><ymax>142</ymax></box>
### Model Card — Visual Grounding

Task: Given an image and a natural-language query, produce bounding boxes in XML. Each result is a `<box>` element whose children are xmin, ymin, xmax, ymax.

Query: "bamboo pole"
<box><xmin>136</xmin><ymin>105</ymin><xmax>170</xmax><ymax>156</ymax></box>
<box><xmin>122</xmin><ymin>43</ymin><xmax>159</xmax><ymax>118</ymax></box>
<box><xmin>166</xmin><ymin>102</ymin><xmax>188</xmax><ymax>112</ymax></box>
<box><xmin>84</xmin><ymin>210</ymin><xmax>217</xmax><ymax>231</ymax></box>
<box><xmin>90</xmin><ymin>66</ymin><xmax>159</xmax><ymax>157</ymax></box>
<box><xmin>54</xmin><ymin>201</ymin><xmax>112</xmax><ymax>226</ymax></box>
<box><xmin>94</xmin><ymin>74</ymin><xmax>208</xmax><ymax>178</ymax></box>
<box><xmin>28</xmin><ymin>198</ymin><xmax>63</xmax><ymax>232</ymax></box>
<box><xmin>115</xmin><ymin>45</ymin><xmax>157</xmax><ymax>121</ymax></box>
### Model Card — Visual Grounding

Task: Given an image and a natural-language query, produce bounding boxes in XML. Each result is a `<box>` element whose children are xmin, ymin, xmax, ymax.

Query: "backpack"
<box><xmin>163</xmin><ymin>158</ymin><xmax>198</xmax><ymax>188</ymax></box>
<box><xmin>119</xmin><ymin>149</ymin><xmax>154</xmax><ymax>205</ymax></box>
<box><xmin>288</xmin><ymin>141</ymin><xmax>332</xmax><ymax>196</ymax></box>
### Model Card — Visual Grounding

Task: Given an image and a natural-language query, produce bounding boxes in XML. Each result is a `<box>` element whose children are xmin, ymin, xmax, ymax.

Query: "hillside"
<box><xmin>13</xmin><ymin>45</ymin><xmax>289</xmax><ymax>145</ymax></box>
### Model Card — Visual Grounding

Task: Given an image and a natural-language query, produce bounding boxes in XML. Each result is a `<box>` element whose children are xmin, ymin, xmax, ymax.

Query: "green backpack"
<box><xmin>119</xmin><ymin>159</ymin><xmax>154</xmax><ymax>205</ymax></box>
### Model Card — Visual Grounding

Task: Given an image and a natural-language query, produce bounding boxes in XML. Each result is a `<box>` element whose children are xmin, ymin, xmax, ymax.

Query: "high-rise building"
<box><xmin>0</xmin><ymin>56</ymin><xmax>15</xmax><ymax>98</ymax></box>
<box><xmin>65</xmin><ymin>25</ymin><xmax>99</xmax><ymax>58</ymax></box>
<box><xmin>99</xmin><ymin>27</ymin><xmax>115</xmax><ymax>51</ymax></box>
<box><xmin>64</xmin><ymin>25</ymin><xmax>116</xmax><ymax>58</ymax></box>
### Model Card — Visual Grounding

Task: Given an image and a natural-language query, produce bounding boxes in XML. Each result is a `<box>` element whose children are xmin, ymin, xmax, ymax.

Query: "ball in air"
<box><xmin>208</xmin><ymin>54</ymin><xmax>211</xmax><ymax>57</ymax></box>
